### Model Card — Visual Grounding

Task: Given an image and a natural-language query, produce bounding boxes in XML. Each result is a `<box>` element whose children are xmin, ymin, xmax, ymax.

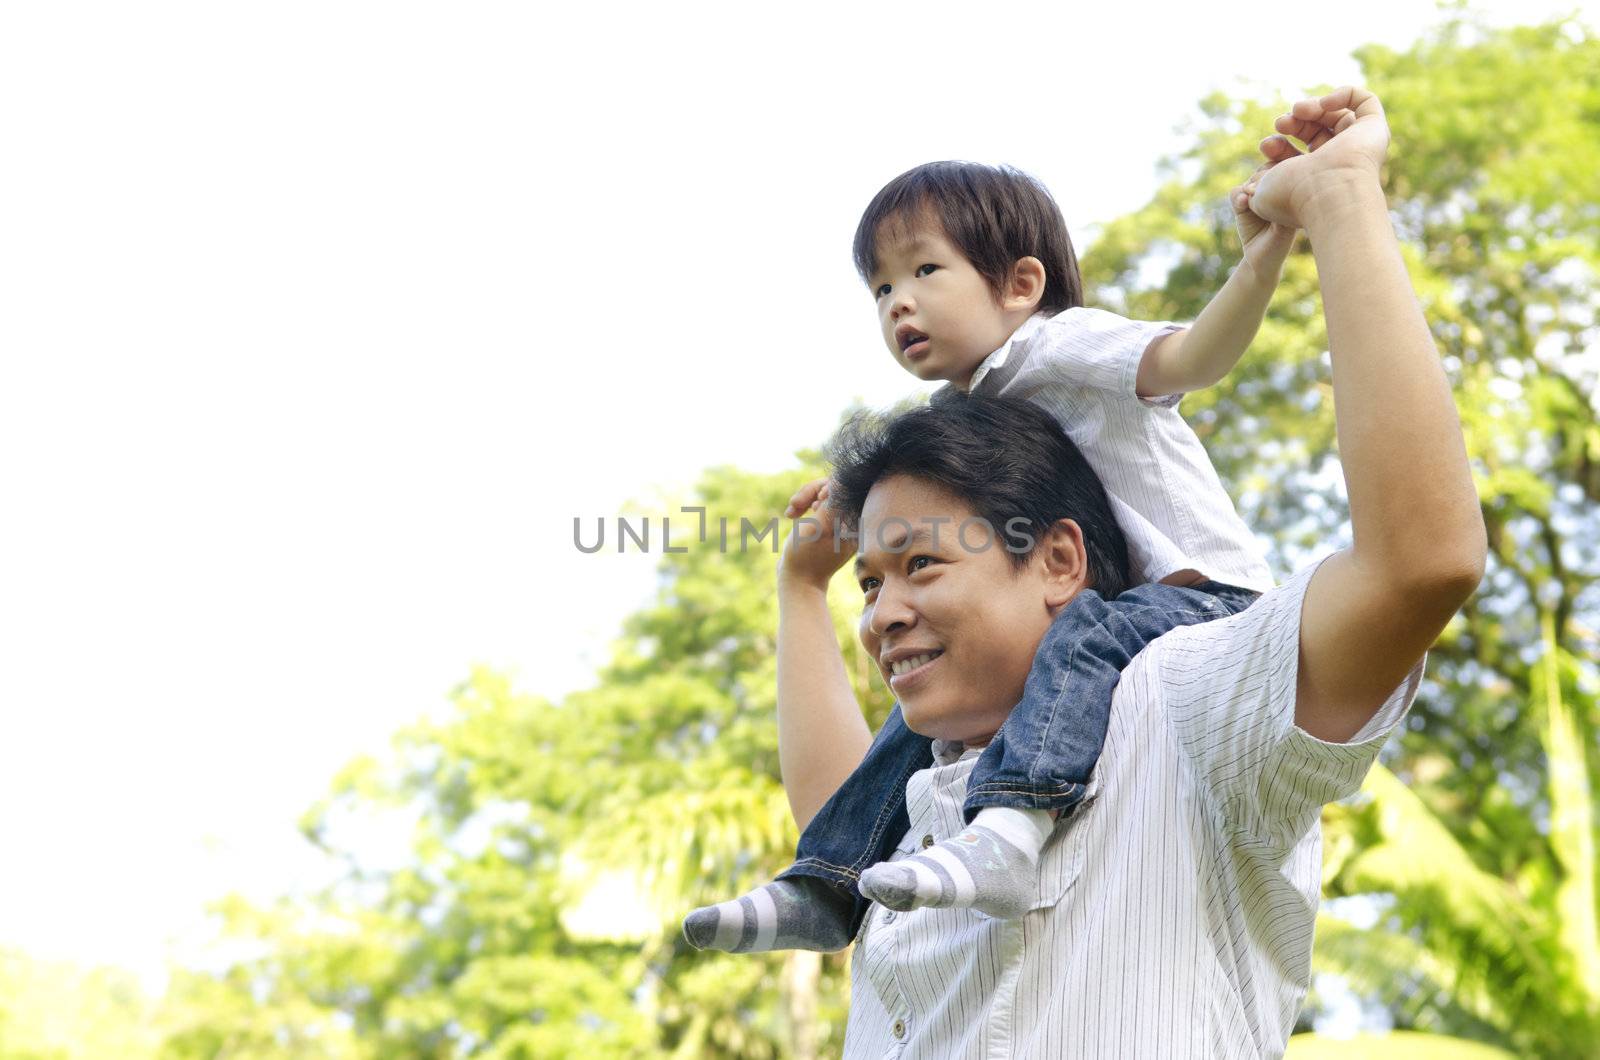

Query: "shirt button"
<box><xmin>882</xmin><ymin>910</ymin><xmax>896</xmax><ymax>923</ymax></box>
<box><xmin>892</xmin><ymin>1018</ymin><xmax>906</xmax><ymax>1039</ymax></box>
<box><xmin>921</xmin><ymin>834</ymin><xmax>935</xmax><ymax>849</ymax></box>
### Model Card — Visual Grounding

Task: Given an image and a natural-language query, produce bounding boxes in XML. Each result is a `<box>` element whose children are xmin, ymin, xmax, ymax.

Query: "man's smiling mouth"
<box><xmin>890</xmin><ymin>650</ymin><xmax>943</xmax><ymax>676</ymax></box>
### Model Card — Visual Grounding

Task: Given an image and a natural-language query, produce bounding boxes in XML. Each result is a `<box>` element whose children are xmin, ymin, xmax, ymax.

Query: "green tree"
<box><xmin>152</xmin><ymin>460</ymin><xmax>894</xmax><ymax>1057</ymax></box>
<box><xmin>0</xmin><ymin>947</ymin><xmax>160</xmax><ymax>1059</ymax></box>
<box><xmin>1084</xmin><ymin>15</ymin><xmax>1599</xmax><ymax>1056</ymax></box>
<box><xmin>77</xmin><ymin>15</ymin><xmax>1594</xmax><ymax>1056</ymax></box>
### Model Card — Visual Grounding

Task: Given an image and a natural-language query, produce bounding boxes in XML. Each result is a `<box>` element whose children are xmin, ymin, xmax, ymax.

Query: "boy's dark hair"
<box><xmin>852</xmin><ymin>161</ymin><xmax>1084</xmax><ymax>316</ymax></box>
<box><xmin>825</xmin><ymin>395</ymin><xmax>1130</xmax><ymax>597</ymax></box>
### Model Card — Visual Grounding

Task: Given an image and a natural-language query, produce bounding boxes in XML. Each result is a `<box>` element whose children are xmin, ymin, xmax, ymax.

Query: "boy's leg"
<box><xmin>683</xmin><ymin>703</ymin><xmax>932</xmax><ymax>952</ymax></box>
<box><xmin>966</xmin><ymin>581</ymin><xmax>1256</xmax><ymax>813</ymax></box>
<box><xmin>859</xmin><ymin>582</ymin><xmax>1257</xmax><ymax>918</ymax></box>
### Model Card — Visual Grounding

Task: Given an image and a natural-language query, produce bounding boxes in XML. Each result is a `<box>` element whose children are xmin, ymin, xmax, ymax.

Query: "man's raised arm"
<box><xmin>1246</xmin><ymin>87</ymin><xmax>1487</xmax><ymax>742</ymax></box>
<box><xmin>775</xmin><ymin>479</ymin><xmax>873</xmax><ymax>828</ymax></box>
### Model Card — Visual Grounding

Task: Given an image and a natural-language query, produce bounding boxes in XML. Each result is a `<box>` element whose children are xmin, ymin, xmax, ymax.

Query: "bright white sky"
<box><xmin>1</xmin><ymin>0</ymin><xmax>1590</xmax><ymax>995</ymax></box>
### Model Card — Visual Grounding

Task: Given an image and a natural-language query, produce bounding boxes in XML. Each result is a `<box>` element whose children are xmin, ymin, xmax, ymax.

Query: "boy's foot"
<box><xmin>682</xmin><ymin>876</ymin><xmax>856</xmax><ymax>953</ymax></box>
<box><xmin>858</xmin><ymin>807</ymin><xmax>1053</xmax><ymax>919</ymax></box>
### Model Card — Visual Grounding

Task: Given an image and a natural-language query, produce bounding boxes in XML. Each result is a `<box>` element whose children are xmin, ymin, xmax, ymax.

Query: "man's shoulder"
<box><xmin>1108</xmin><ymin>570</ymin><xmax>1314</xmax><ymax>747</ymax></box>
<box><xmin>1142</xmin><ymin>569</ymin><xmax>1310</xmax><ymax>669</ymax></box>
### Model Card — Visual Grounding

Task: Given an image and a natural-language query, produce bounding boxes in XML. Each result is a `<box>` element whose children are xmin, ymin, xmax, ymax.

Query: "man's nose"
<box><xmin>867</xmin><ymin>579</ymin><xmax>915</xmax><ymax>638</ymax></box>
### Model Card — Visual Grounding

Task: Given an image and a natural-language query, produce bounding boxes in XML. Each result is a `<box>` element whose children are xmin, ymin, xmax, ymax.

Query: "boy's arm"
<box><xmin>776</xmin><ymin>480</ymin><xmax>872</xmax><ymax>829</ymax></box>
<box><xmin>1135</xmin><ymin>261</ymin><xmax>1280</xmax><ymax>397</ymax></box>
<box><xmin>1136</xmin><ymin>164</ymin><xmax>1298</xmax><ymax>398</ymax></box>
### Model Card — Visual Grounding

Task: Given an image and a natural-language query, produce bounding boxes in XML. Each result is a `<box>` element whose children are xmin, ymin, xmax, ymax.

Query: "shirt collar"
<box><xmin>930</xmin><ymin>736</ymin><xmax>1099</xmax><ymax>797</ymax></box>
<box><xmin>930</xmin><ymin>738</ymin><xmax>987</xmax><ymax>766</ymax></box>
<box><xmin>966</xmin><ymin>312</ymin><xmax>1048</xmax><ymax>393</ymax></box>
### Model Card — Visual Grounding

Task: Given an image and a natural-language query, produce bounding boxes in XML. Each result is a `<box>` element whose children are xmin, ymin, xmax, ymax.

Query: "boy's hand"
<box><xmin>1245</xmin><ymin>86</ymin><xmax>1391</xmax><ymax>230</ymax></box>
<box><xmin>779</xmin><ymin>478</ymin><xmax>855</xmax><ymax>591</ymax></box>
<box><xmin>1232</xmin><ymin>162</ymin><xmax>1297</xmax><ymax>274</ymax></box>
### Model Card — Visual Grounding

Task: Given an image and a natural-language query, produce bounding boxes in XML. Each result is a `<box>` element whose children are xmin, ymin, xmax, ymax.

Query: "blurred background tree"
<box><xmin>0</xmin><ymin>948</ymin><xmax>159</xmax><ymax>1059</ymax></box>
<box><xmin>1085</xmin><ymin>16</ymin><xmax>1598</xmax><ymax>1057</ymax></box>
<box><xmin>3</xmin><ymin>14</ymin><xmax>1595</xmax><ymax>1059</ymax></box>
<box><xmin>145</xmin><ymin>463</ymin><xmax>896</xmax><ymax>1059</ymax></box>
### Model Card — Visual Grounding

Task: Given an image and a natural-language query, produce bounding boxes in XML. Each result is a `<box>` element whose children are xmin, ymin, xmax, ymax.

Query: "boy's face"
<box><xmin>868</xmin><ymin>217</ymin><xmax>1022</xmax><ymax>388</ymax></box>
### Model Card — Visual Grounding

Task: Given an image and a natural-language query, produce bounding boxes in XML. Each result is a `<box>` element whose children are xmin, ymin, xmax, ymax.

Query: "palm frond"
<box><xmin>1539</xmin><ymin>610</ymin><xmax>1600</xmax><ymax>1007</ymax></box>
<box><xmin>1286</xmin><ymin>1030</ymin><xmax>1517</xmax><ymax>1059</ymax></box>
<box><xmin>1312</xmin><ymin>914</ymin><xmax>1506</xmax><ymax>1039</ymax></box>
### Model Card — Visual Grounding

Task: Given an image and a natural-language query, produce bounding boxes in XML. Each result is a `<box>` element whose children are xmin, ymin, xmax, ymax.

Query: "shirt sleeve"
<box><xmin>1019</xmin><ymin>307</ymin><xmax>1184</xmax><ymax>405</ymax></box>
<box><xmin>1159</xmin><ymin>560</ymin><xmax>1424</xmax><ymax>847</ymax></box>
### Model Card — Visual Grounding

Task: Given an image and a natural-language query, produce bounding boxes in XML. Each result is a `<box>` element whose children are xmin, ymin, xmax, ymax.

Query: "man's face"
<box><xmin>868</xmin><ymin>217</ymin><xmax>1018</xmax><ymax>388</ymax></box>
<box><xmin>853</xmin><ymin>474</ymin><xmax>1061</xmax><ymax>743</ymax></box>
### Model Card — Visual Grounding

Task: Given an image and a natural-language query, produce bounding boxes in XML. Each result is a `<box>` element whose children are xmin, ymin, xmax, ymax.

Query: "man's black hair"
<box><xmin>826</xmin><ymin>395</ymin><xmax>1130</xmax><ymax>598</ymax></box>
<box><xmin>852</xmin><ymin>161</ymin><xmax>1084</xmax><ymax>316</ymax></box>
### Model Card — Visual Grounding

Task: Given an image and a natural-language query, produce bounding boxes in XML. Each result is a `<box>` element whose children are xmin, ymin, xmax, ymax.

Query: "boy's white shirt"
<box><xmin>937</xmin><ymin>308</ymin><xmax>1275</xmax><ymax>594</ymax></box>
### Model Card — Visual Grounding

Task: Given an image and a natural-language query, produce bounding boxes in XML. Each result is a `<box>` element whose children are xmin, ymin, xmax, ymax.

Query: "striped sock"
<box><xmin>857</xmin><ymin>807</ymin><xmax>1053</xmax><ymax>919</ymax></box>
<box><xmin>682</xmin><ymin>876</ymin><xmax>855</xmax><ymax>953</ymax></box>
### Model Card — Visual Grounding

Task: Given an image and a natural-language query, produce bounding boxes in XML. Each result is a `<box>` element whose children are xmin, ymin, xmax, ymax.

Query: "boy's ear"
<box><xmin>1003</xmin><ymin>256</ymin><xmax>1047</xmax><ymax>313</ymax></box>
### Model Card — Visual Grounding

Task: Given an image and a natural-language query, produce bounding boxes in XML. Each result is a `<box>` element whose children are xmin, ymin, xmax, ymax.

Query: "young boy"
<box><xmin>684</xmin><ymin>157</ymin><xmax>1294</xmax><ymax>953</ymax></box>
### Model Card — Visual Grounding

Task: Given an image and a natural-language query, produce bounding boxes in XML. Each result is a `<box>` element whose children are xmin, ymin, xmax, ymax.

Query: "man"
<box><xmin>774</xmin><ymin>87</ymin><xmax>1485</xmax><ymax>1057</ymax></box>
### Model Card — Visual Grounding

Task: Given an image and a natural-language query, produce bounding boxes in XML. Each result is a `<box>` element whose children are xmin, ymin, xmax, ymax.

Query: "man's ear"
<box><xmin>1003</xmin><ymin>257</ymin><xmax>1047</xmax><ymax>313</ymax></box>
<box><xmin>1038</xmin><ymin>518</ymin><xmax>1091</xmax><ymax>610</ymax></box>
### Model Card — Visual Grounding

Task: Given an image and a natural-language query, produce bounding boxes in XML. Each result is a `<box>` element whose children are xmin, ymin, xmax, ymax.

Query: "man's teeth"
<box><xmin>890</xmin><ymin>651</ymin><xmax>940</xmax><ymax>676</ymax></box>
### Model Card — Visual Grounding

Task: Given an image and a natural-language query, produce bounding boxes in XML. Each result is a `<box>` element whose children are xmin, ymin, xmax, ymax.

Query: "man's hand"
<box><xmin>775</xmin><ymin>476</ymin><xmax>874</xmax><ymax>826</ymax></box>
<box><xmin>1232</xmin><ymin>163</ymin><xmax>1297</xmax><ymax>275</ymax></box>
<box><xmin>779</xmin><ymin>477</ymin><xmax>854</xmax><ymax>592</ymax></box>
<box><xmin>1245</xmin><ymin>86</ymin><xmax>1391</xmax><ymax>230</ymax></box>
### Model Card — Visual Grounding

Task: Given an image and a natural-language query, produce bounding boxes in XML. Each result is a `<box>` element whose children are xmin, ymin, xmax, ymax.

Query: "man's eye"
<box><xmin>874</xmin><ymin>283</ymin><xmax>891</xmax><ymax>299</ymax></box>
<box><xmin>909</xmin><ymin>555</ymin><xmax>933</xmax><ymax>572</ymax></box>
<box><xmin>916</xmin><ymin>263</ymin><xmax>938</xmax><ymax>277</ymax></box>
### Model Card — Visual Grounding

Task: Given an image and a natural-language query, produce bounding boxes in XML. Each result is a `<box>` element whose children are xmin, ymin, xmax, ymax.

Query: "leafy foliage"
<box><xmin>141</xmin><ymin>463</ymin><xmax>881</xmax><ymax>1058</ymax></box>
<box><xmin>1078</xmin><ymin>14</ymin><xmax>1600</xmax><ymax>1056</ymax></box>
<box><xmin>2</xmin><ymin>15</ymin><xmax>1595</xmax><ymax>1058</ymax></box>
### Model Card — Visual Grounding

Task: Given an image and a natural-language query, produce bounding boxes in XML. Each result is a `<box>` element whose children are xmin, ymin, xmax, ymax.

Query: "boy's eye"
<box><xmin>874</xmin><ymin>283</ymin><xmax>891</xmax><ymax>299</ymax></box>
<box><xmin>916</xmin><ymin>263</ymin><xmax>938</xmax><ymax>277</ymax></box>
<box><xmin>860</xmin><ymin>576</ymin><xmax>881</xmax><ymax>594</ymax></box>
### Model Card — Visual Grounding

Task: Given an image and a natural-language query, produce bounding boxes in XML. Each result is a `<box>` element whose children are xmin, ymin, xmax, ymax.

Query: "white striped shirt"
<box><xmin>942</xmin><ymin>308</ymin><xmax>1275</xmax><ymax>594</ymax></box>
<box><xmin>841</xmin><ymin>562</ymin><xmax>1423</xmax><ymax>1059</ymax></box>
